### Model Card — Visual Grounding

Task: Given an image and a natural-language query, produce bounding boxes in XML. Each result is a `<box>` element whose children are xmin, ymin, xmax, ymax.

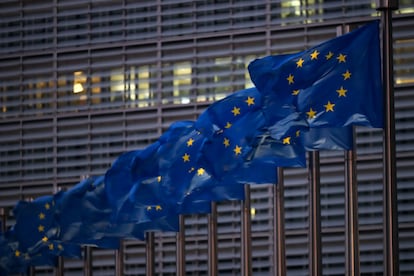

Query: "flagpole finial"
<box><xmin>376</xmin><ymin>0</ymin><xmax>399</xmax><ymax>10</ymax></box>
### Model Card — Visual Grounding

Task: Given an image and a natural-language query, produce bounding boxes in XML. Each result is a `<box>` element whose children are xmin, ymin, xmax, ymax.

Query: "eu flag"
<box><xmin>300</xmin><ymin>127</ymin><xmax>353</xmax><ymax>151</ymax></box>
<box><xmin>248</xmin><ymin>21</ymin><xmax>382</xmax><ymax>134</ymax></box>
<box><xmin>11</xmin><ymin>195</ymin><xmax>58</xmax><ymax>254</ymax></box>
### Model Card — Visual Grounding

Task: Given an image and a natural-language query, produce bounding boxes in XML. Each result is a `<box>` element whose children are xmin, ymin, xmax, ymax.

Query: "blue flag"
<box><xmin>11</xmin><ymin>195</ymin><xmax>58</xmax><ymax>254</ymax></box>
<box><xmin>105</xmin><ymin>142</ymin><xmax>161</xmax><ymax>221</ymax></box>
<box><xmin>196</xmin><ymin>87</ymin><xmax>306</xmax><ymax>174</ymax></box>
<box><xmin>248</xmin><ymin>21</ymin><xmax>383</xmax><ymax>136</ymax></box>
<box><xmin>300</xmin><ymin>127</ymin><xmax>353</xmax><ymax>151</ymax></box>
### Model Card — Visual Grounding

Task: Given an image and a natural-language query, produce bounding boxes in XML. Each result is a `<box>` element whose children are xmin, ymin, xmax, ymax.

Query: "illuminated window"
<box><xmin>244</xmin><ymin>55</ymin><xmax>257</xmax><ymax>89</ymax></box>
<box><xmin>91</xmin><ymin>76</ymin><xmax>101</xmax><ymax>105</ymax></box>
<box><xmin>214</xmin><ymin>57</ymin><xmax>232</xmax><ymax>100</ymax></box>
<box><xmin>173</xmin><ymin>62</ymin><xmax>192</xmax><ymax>104</ymax></box>
<box><xmin>280</xmin><ymin>0</ymin><xmax>323</xmax><ymax>24</ymax></box>
<box><xmin>397</xmin><ymin>0</ymin><xmax>414</xmax><ymax>14</ymax></box>
<box><xmin>110</xmin><ymin>68</ymin><xmax>124</xmax><ymax>102</ymax></box>
<box><xmin>73</xmin><ymin>71</ymin><xmax>87</xmax><ymax>104</ymax></box>
<box><xmin>128</xmin><ymin>65</ymin><xmax>151</xmax><ymax>107</ymax></box>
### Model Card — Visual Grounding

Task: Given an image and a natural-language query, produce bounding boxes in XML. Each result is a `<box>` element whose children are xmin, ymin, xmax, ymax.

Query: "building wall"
<box><xmin>1</xmin><ymin>0</ymin><xmax>414</xmax><ymax>275</ymax></box>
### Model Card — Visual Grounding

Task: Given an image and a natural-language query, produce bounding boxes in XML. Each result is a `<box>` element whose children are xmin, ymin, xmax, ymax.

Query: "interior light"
<box><xmin>73</xmin><ymin>83</ymin><xmax>84</xmax><ymax>93</ymax></box>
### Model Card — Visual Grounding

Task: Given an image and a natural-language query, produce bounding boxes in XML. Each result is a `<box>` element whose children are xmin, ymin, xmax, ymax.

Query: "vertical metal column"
<box><xmin>208</xmin><ymin>202</ymin><xmax>218</xmax><ymax>276</ymax></box>
<box><xmin>55</xmin><ymin>257</ymin><xmax>64</xmax><ymax>276</ymax></box>
<box><xmin>115</xmin><ymin>240</ymin><xmax>124</xmax><ymax>276</ymax></box>
<box><xmin>377</xmin><ymin>1</ymin><xmax>400</xmax><ymax>274</ymax></box>
<box><xmin>273</xmin><ymin>168</ymin><xmax>286</xmax><ymax>275</ymax></box>
<box><xmin>344</xmin><ymin>130</ymin><xmax>360</xmax><ymax>276</ymax></box>
<box><xmin>176</xmin><ymin>215</ymin><xmax>186</xmax><ymax>275</ymax></box>
<box><xmin>241</xmin><ymin>185</ymin><xmax>252</xmax><ymax>276</ymax></box>
<box><xmin>146</xmin><ymin>232</ymin><xmax>155</xmax><ymax>276</ymax></box>
<box><xmin>83</xmin><ymin>246</ymin><xmax>93</xmax><ymax>276</ymax></box>
<box><xmin>308</xmin><ymin>151</ymin><xmax>321</xmax><ymax>276</ymax></box>
<box><xmin>0</xmin><ymin>208</ymin><xmax>7</xmax><ymax>233</ymax></box>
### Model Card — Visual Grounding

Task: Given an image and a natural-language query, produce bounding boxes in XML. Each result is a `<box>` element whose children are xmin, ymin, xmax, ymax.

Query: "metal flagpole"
<box><xmin>335</xmin><ymin>24</ymin><xmax>360</xmax><ymax>276</ymax></box>
<box><xmin>146</xmin><ymin>232</ymin><xmax>155</xmax><ymax>276</ymax></box>
<box><xmin>176</xmin><ymin>215</ymin><xmax>186</xmax><ymax>275</ymax></box>
<box><xmin>55</xmin><ymin>257</ymin><xmax>64</xmax><ymax>276</ymax></box>
<box><xmin>55</xmin><ymin>256</ymin><xmax>64</xmax><ymax>276</ymax></box>
<box><xmin>208</xmin><ymin>201</ymin><xmax>218</xmax><ymax>276</ymax></box>
<box><xmin>0</xmin><ymin>208</ymin><xmax>6</xmax><ymax>233</ymax></box>
<box><xmin>273</xmin><ymin>167</ymin><xmax>286</xmax><ymax>275</ymax></box>
<box><xmin>308</xmin><ymin>151</ymin><xmax>321</xmax><ymax>276</ymax></box>
<box><xmin>377</xmin><ymin>1</ymin><xmax>400</xmax><ymax>275</ymax></box>
<box><xmin>83</xmin><ymin>246</ymin><xmax>93</xmax><ymax>276</ymax></box>
<box><xmin>115</xmin><ymin>240</ymin><xmax>124</xmax><ymax>276</ymax></box>
<box><xmin>241</xmin><ymin>184</ymin><xmax>252</xmax><ymax>276</ymax></box>
<box><xmin>344</xmin><ymin>128</ymin><xmax>360</xmax><ymax>276</ymax></box>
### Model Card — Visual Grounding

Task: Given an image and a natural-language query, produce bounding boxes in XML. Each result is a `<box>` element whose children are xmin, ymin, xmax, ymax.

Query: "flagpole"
<box><xmin>115</xmin><ymin>240</ymin><xmax>124</xmax><ymax>276</ymax></box>
<box><xmin>83</xmin><ymin>246</ymin><xmax>92</xmax><ymax>276</ymax></box>
<box><xmin>241</xmin><ymin>184</ymin><xmax>252</xmax><ymax>276</ymax></box>
<box><xmin>55</xmin><ymin>256</ymin><xmax>64</xmax><ymax>276</ymax></box>
<box><xmin>146</xmin><ymin>232</ymin><xmax>155</xmax><ymax>276</ymax></box>
<box><xmin>344</xmin><ymin>128</ymin><xmax>360</xmax><ymax>276</ymax></box>
<box><xmin>377</xmin><ymin>1</ymin><xmax>400</xmax><ymax>275</ymax></box>
<box><xmin>208</xmin><ymin>201</ymin><xmax>218</xmax><ymax>276</ymax></box>
<box><xmin>308</xmin><ymin>151</ymin><xmax>321</xmax><ymax>276</ymax></box>
<box><xmin>274</xmin><ymin>167</ymin><xmax>286</xmax><ymax>275</ymax></box>
<box><xmin>0</xmin><ymin>207</ymin><xmax>7</xmax><ymax>233</ymax></box>
<box><xmin>335</xmin><ymin>24</ymin><xmax>360</xmax><ymax>276</ymax></box>
<box><xmin>176</xmin><ymin>215</ymin><xmax>186</xmax><ymax>275</ymax></box>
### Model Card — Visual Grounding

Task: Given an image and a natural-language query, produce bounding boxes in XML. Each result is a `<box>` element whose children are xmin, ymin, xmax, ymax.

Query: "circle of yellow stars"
<box><xmin>286</xmin><ymin>47</ymin><xmax>352</xmax><ymax>121</ymax></box>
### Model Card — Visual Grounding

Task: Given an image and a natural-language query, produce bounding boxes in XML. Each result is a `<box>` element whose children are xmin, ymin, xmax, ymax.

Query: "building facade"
<box><xmin>1</xmin><ymin>0</ymin><xmax>414</xmax><ymax>275</ymax></box>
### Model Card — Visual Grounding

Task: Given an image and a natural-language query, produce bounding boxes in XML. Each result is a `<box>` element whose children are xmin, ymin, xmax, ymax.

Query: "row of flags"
<box><xmin>0</xmin><ymin>20</ymin><xmax>382</xmax><ymax>275</ymax></box>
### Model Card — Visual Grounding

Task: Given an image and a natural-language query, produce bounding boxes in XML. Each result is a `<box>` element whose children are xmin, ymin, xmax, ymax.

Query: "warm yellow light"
<box><xmin>73</xmin><ymin>83</ymin><xmax>84</xmax><ymax>93</ymax></box>
<box><xmin>250</xmin><ymin>207</ymin><xmax>256</xmax><ymax>219</ymax></box>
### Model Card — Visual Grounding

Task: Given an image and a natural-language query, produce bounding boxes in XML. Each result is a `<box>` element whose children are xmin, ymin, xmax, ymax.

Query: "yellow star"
<box><xmin>157</xmin><ymin>176</ymin><xmax>161</xmax><ymax>182</ymax></box>
<box><xmin>310</xmin><ymin>50</ymin><xmax>319</xmax><ymax>60</ymax></box>
<box><xmin>296</xmin><ymin>130</ymin><xmax>301</xmax><ymax>137</ymax></box>
<box><xmin>44</xmin><ymin>203</ymin><xmax>50</xmax><ymax>210</ymax></box>
<box><xmin>286</xmin><ymin>74</ymin><xmax>294</xmax><ymax>85</ymax></box>
<box><xmin>186</xmin><ymin>138</ymin><xmax>194</xmax><ymax>147</ymax></box>
<box><xmin>197</xmin><ymin>168</ymin><xmax>205</xmax><ymax>176</ymax></box>
<box><xmin>283</xmin><ymin>137</ymin><xmax>291</xmax><ymax>145</ymax></box>
<box><xmin>42</xmin><ymin>236</ymin><xmax>48</xmax><ymax>243</ymax></box>
<box><xmin>155</xmin><ymin>205</ymin><xmax>162</xmax><ymax>211</ymax></box>
<box><xmin>39</xmin><ymin>212</ymin><xmax>45</xmax><ymax>220</ymax></box>
<box><xmin>233</xmin><ymin>145</ymin><xmax>242</xmax><ymax>155</ymax></box>
<box><xmin>245</xmin><ymin>96</ymin><xmax>255</xmax><ymax>106</ymax></box>
<box><xmin>324</xmin><ymin>101</ymin><xmax>335</xmax><ymax>112</ymax></box>
<box><xmin>223</xmin><ymin>138</ymin><xmax>230</xmax><ymax>147</ymax></box>
<box><xmin>292</xmin><ymin>89</ymin><xmax>300</xmax><ymax>96</ymax></box>
<box><xmin>342</xmin><ymin>70</ymin><xmax>351</xmax><ymax>80</ymax></box>
<box><xmin>337</xmin><ymin>53</ymin><xmax>346</xmax><ymax>63</ymax></box>
<box><xmin>182</xmin><ymin>153</ymin><xmax>190</xmax><ymax>162</ymax></box>
<box><xmin>15</xmin><ymin>250</ymin><xmax>20</xmax><ymax>257</ymax></box>
<box><xmin>58</xmin><ymin>244</ymin><xmax>64</xmax><ymax>251</ymax></box>
<box><xmin>325</xmin><ymin>51</ymin><xmax>334</xmax><ymax>60</ymax></box>
<box><xmin>38</xmin><ymin>225</ymin><xmax>45</xmax><ymax>232</ymax></box>
<box><xmin>48</xmin><ymin>243</ymin><xmax>54</xmax><ymax>250</ymax></box>
<box><xmin>296</xmin><ymin>58</ymin><xmax>304</xmax><ymax>68</ymax></box>
<box><xmin>231</xmin><ymin>106</ymin><xmax>241</xmax><ymax>116</ymax></box>
<box><xmin>225</xmin><ymin>122</ymin><xmax>232</xmax><ymax>128</ymax></box>
<box><xmin>306</xmin><ymin>108</ymin><xmax>317</xmax><ymax>119</ymax></box>
<box><xmin>336</xmin><ymin>86</ymin><xmax>347</xmax><ymax>97</ymax></box>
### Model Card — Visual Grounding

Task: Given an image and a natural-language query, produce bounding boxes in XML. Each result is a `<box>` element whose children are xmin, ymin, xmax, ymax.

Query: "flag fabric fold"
<box><xmin>248</xmin><ymin>20</ymin><xmax>383</xmax><ymax>136</ymax></box>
